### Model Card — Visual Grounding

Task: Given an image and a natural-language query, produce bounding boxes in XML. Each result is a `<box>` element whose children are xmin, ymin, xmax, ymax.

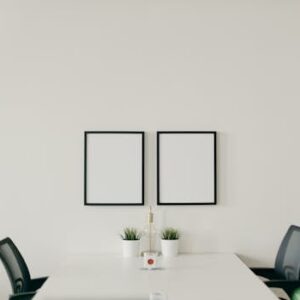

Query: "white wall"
<box><xmin>1</xmin><ymin>0</ymin><xmax>300</xmax><ymax>282</ymax></box>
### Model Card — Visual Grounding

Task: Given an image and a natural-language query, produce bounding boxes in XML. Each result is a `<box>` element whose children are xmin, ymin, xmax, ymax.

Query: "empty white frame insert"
<box><xmin>84</xmin><ymin>131</ymin><xmax>144</xmax><ymax>205</ymax></box>
<box><xmin>157</xmin><ymin>131</ymin><xmax>216</xmax><ymax>205</ymax></box>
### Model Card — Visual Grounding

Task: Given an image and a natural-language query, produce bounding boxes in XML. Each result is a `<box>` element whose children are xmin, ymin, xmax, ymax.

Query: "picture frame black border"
<box><xmin>84</xmin><ymin>131</ymin><xmax>145</xmax><ymax>206</ymax></box>
<box><xmin>157</xmin><ymin>131</ymin><xmax>217</xmax><ymax>206</ymax></box>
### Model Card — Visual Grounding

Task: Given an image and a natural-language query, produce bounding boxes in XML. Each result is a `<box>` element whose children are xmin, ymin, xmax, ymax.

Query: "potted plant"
<box><xmin>120</xmin><ymin>227</ymin><xmax>141</xmax><ymax>257</ymax></box>
<box><xmin>161</xmin><ymin>228</ymin><xmax>180</xmax><ymax>257</ymax></box>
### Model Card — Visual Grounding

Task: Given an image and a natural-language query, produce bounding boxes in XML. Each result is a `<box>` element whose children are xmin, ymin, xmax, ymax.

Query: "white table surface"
<box><xmin>34</xmin><ymin>253</ymin><xmax>278</xmax><ymax>300</ymax></box>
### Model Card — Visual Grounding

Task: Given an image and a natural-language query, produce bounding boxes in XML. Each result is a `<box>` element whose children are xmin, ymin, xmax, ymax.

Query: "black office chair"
<box><xmin>0</xmin><ymin>237</ymin><xmax>48</xmax><ymax>300</ymax></box>
<box><xmin>251</xmin><ymin>225</ymin><xmax>300</xmax><ymax>299</ymax></box>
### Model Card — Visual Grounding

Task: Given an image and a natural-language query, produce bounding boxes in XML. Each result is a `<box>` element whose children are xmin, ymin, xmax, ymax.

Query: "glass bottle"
<box><xmin>142</xmin><ymin>206</ymin><xmax>158</xmax><ymax>254</ymax></box>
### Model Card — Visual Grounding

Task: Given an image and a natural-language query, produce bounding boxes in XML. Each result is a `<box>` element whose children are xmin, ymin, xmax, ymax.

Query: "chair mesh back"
<box><xmin>275</xmin><ymin>225</ymin><xmax>300</xmax><ymax>280</ymax></box>
<box><xmin>0</xmin><ymin>238</ymin><xmax>31</xmax><ymax>293</ymax></box>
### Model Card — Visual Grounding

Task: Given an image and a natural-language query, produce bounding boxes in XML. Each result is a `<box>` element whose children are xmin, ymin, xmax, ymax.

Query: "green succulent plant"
<box><xmin>161</xmin><ymin>227</ymin><xmax>180</xmax><ymax>240</ymax></box>
<box><xmin>120</xmin><ymin>227</ymin><xmax>141</xmax><ymax>240</ymax></box>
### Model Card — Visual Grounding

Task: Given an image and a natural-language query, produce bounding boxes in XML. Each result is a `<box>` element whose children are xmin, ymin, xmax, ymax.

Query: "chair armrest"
<box><xmin>9</xmin><ymin>291</ymin><xmax>36</xmax><ymax>300</ymax></box>
<box><xmin>266</xmin><ymin>280</ymin><xmax>300</xmax><ymax>297</ymax></box>
<box><xmin>250</xmin><ymin>267</ymin><xmax>282</xmax><ymax>280</ymax></box>
<box><xmin>29</xmin><ymin>276</ymin><xmax>48</xmax><ymax>291</ymax></box>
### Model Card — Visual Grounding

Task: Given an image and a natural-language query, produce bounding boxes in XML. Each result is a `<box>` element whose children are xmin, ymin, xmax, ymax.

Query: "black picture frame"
<box><xmin>157</xmin><ymin>131</ymin><xmax>217</xmax><ymax>206</ymax></box>
<box><xmin>84</xmin><ymin>131</ymin><xmax>145</xmax><ymax>206</ymax></box>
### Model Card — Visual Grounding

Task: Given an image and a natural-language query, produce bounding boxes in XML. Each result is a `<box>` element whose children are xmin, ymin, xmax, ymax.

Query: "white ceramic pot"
<box><xmin>161</xmin><ymin>239</ymin><xmax>179</xmax><ymax>257</ymax></box>
<box><xmin>122</xmin><ymin>240</ymin><xmax>140</xmax><ymax>257</ymax></box>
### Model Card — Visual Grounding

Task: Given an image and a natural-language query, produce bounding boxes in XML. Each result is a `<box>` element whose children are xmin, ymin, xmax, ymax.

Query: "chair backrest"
<box><xmin>0</xmin><ymin>238</ymin><xmax>31</xmax><ymax>294</ymax></box>
<box><xmin>275</xmin><ymin>225</ymin><xmax>300</xmax><ymax>280</ymax></box>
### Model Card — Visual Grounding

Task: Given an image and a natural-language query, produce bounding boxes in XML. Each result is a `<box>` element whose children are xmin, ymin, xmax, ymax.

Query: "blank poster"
<box><xmin>157</xmin><ymin>132</ymin><xmax>216</xmax><ymax>205</ymax></box>
<box><xmin>85</xmin><ymin>132</ymin><xmax>144</xmax><ymax>205</ymax></box>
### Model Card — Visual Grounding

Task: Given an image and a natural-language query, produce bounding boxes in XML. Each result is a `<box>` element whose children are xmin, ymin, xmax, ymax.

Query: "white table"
<box><xmin>35</xmin><ymin>254</ymin><xmax>278</xmax><ymax>300</ymax></box>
